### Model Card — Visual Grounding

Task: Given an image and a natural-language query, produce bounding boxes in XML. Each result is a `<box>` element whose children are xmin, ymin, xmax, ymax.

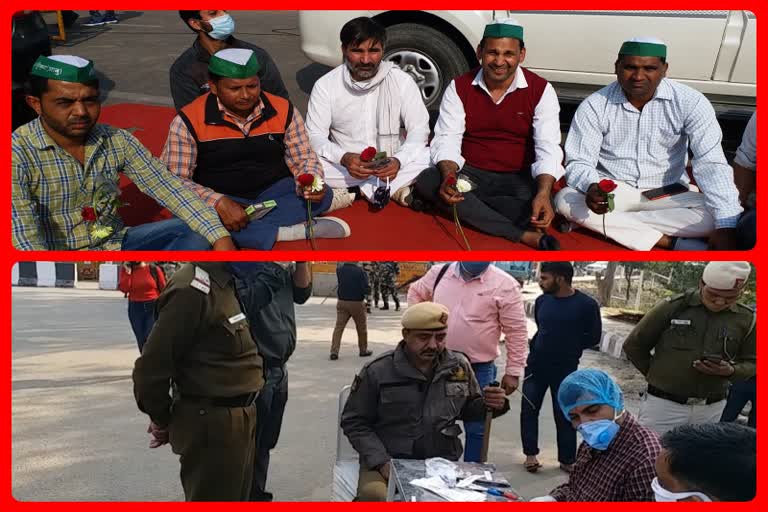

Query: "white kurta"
<box><xmin>305</xmin><ymin>65</ymin><xmax>431</xmax><ymax>200</ymax></box>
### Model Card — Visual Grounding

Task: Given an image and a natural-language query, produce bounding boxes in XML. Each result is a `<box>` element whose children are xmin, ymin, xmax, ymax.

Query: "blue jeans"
<box><xmin>227</xmin><ymin>177</ymin><xmax>333</xmax><ymax>250</ymax></box>
<box><xmin>463</xmin><ymin>361</ymin><xmax>498</xmax><ymax>462</ymax></box>
<box><xmin>721</xmin><ymin>377</ymin><xmax>756</xmax><ymax>428</ymax></box>
<box><xmin>520</xmin><ymin>364</ymin><xmax>578</xmax><ymax>464</ymax></box>
<box><xmin>121</xmin><ymin>218</ymin><xmax>211</xmax><ymax>251</ymax></box>
<box><xmin>128</xmin><ymin>300</ymin><xmax>156</xmax><ymax>352</ymax></box>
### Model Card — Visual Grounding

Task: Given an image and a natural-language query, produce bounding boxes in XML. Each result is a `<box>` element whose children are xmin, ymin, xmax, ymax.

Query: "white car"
<box><xmin>585</xmin><ymin>262</ymin><xmax>609</xmax><ymax>275</ymax></box>
<box><xmin>299</xmin><ymin>10</ymin><xmax>756</xmax><ymax>120</ymax></box>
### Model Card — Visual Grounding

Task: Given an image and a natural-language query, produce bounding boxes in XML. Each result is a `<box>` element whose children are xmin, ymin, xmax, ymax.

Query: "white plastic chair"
<box><xmin>331</xmin><ymin>385</ymin><xmax>359</xmax><ymax>501</ymax></box>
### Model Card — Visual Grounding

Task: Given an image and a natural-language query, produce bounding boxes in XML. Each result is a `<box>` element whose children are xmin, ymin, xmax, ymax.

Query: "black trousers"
<box><xmin>519</xmin><ymin>364</ymin><xmax>577</xmax><ymax>464</ymax></box>
<box><xmin>250</xmin><ymin>365</ymin><xmax>289</xmax><ymax>501</ymax></box>
<box><xmin>721</xmin><ymin>377</ymin><xmax>756</xmax><ymax>428</ymax></box>
<box><xmin>413</xmin><ymin>165</ymin><xmax>537</xmax><ymax>242</ymax></box>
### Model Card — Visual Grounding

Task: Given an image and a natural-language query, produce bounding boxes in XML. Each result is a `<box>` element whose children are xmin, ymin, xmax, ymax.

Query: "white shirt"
<box><xmin>431</xmin><ymin>68</ymin><xmax>564</xmax><ymax>180</ymax></box>
<box><xmin>734</xmin><ymin>112</ymin><xmax>756</xmax><ymax>171</ymax></box>
<box><xmin>565</xmin><ymin>79</ymin><xmax>742</xmax><ymax>228</ymax></box>
<box><xmin>305</xmin><ymin>65</ymin><xmax>430</xmax><ymax>168</ymax></box>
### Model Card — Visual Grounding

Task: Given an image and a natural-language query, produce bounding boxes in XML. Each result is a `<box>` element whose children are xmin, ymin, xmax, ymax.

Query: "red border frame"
<box><xmin>4</xmin><ymin>3</ymin><xmax>764</xmax><ymax>510</ymax></box>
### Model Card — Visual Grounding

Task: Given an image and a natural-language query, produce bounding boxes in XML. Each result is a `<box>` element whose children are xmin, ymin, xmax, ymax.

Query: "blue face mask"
<box><xmin>207</xmin><ymin>13</ymin><xmax>235</xmax><ymax>40</ymax></box>
<box><xmin>459</xmin><ymin>262</ymin><xmax>491</xmax><ymax>278</ymax></box>
<box><xmin>577</xmin><ymin>418</ymin><xmax>620</xmax><ymax>450</ymax></box>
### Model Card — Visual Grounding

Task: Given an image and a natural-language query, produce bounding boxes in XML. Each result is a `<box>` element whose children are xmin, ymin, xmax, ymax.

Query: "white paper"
<box><xmin>410</xmin><ymin>476</ymin><xmax>487</xmax><ymax>502</ymax></box>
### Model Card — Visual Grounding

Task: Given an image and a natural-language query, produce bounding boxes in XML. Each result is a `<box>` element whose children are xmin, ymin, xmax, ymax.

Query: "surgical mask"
<box><xmin>577</xmin><ymin>418</ymin><xmax>620</xmax><ymax>451</ymax></box>
<box><xmin>652</xmin><ymin>477</ymin><xmax>712</xmax><ymax>502</ymax></box>
<box><xmin>207</xmin><ymin>13</ymin><xmax>235</xmax><ymax>40</ymax></box>
<box><xmin>459</xmin><ymin>262</ymin><xmax>491</xmax><ymax>278</ymax></box>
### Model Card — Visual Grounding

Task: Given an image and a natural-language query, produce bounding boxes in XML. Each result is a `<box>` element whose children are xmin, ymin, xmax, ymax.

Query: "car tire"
<box><xmin>384</xmin><ymin>23</ymin><xmax>470</xmax><ymax>111</ymax></box>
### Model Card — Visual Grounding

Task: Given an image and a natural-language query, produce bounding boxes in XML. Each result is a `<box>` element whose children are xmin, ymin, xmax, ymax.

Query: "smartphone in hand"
<box><xmin>641</xmin><ymin>183</ymin><xmax>689</xmax><ymax>201</ymax></box>
<box><xmin>244</xmin><ymin>200</ymin><xmax>277</xmax><ymax>220</ymax></box>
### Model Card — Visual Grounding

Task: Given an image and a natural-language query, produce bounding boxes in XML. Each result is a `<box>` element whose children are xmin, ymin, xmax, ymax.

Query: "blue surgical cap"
<box><xmin>557</xmin><ymin>369</ymin><xmax>624</xmax><ymax>419</ymax></box>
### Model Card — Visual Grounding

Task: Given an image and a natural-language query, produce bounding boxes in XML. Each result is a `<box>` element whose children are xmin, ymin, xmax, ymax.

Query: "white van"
<box><xmin>299</xmin><ymin>10</ymin><xmax>756</xmax><ymax>120</ymax></box>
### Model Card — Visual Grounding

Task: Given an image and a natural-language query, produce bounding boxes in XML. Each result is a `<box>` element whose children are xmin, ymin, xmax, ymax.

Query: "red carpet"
<box><xmin>101</xmin><ymin>103</ymin><xmax>635</xmax><ymax>251</ymax></box>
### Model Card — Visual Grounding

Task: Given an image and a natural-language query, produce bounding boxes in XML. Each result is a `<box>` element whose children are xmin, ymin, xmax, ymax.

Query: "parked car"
<box><xmin>12</xmin><ymin>10</ymin><xmax>51</xmax><ymax>130</ymax></box>
<box><xmin>299</xmin><ymin>10</ymin><xmax>756</xmax><ymax>143</ymax></box>
<box><xmin>585</xmin><ymin>262</ymin><xmax>609</xmax><ymax>275</ymax></box>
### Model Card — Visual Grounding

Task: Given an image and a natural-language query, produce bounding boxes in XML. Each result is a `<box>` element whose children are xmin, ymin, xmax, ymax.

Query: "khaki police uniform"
<box><xmin>133</xmin><ymin>262</ymin><xmax>265</xmax><ymax>501</ymax></box>
<box><xmin>341</xmin><ymin>302</ymin><xmax>510</xmax><ymax>501</ymax></box>
<box><xmin>623</xmin><ymin>289</ymin><xmax>755</xmax><ymax>435</ymax></box>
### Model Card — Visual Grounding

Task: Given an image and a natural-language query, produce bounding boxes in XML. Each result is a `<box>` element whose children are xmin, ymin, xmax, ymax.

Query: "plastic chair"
<box><xmin>332</xmin><ymin>385</ymin><xmax>359</xmax><ymax>501</ymax></box>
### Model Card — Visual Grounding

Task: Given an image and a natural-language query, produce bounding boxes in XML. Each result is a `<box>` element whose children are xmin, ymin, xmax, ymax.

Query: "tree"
<box><xmin>596</xmin><ymin>261</ymin><xmax>619</xmax><ymax>306</ymax></box>
<box><xmin>623</xmin><ymin>262</ymin><xmax>647</xmax><ymax>302</ymax></box>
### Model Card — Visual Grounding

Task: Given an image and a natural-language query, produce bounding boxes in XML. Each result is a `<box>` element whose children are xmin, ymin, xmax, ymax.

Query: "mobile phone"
<box><xmin>367</xmin><ymin>158</ymin><xmax>392</xmax><ymax>170</ymax></box>
<box><xmin>702</xmin><ymin>354</ymin><xmax>723</xmax><ymax>364</ymax></box>
<box><xmin>244</xmin><ymin>200</ymin><xmax>277</xmax><ymax>220</ymax></box>
<box><xmin>641</xmin><ymin>183</ymin><xmax>689</xmax><ymax>201</ymax></box>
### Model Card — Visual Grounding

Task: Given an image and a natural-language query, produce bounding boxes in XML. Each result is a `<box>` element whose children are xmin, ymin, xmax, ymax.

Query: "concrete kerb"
<box><xmin>523</xmin><ymin>300</ymin><xmax>627</xmax><ymax>360</ymax></box>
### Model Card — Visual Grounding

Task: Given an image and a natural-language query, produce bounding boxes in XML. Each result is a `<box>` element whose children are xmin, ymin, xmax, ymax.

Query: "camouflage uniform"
<box><xmin>379</xmin><ymin>262</ymin><xmax>400</xmax><ymax>311</ymax></box>
<box><xmin>362</xmin><ymin>262</ymin><xmax>381</xmax><ymax>311</ymax></box>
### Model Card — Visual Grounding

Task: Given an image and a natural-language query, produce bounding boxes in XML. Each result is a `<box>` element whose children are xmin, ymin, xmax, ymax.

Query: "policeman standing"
<box><xmin>379</xmin><ymin>261</ymin><xmax>401</xmax><ymax>311</ymax></box>
<box><xmin>365</xmin><ymin>262</ymin><xmax>381</xmax><ymax>310</ymax></box>
<box><xmin>228</xmin><ymin>261</ymin><xmax>312</xmax><ymax>502</ymax></box>
<box><xmin>623</xmin><ymin>261</ymin><xmax>755</xmax><ymax>435</ymax></box>
<box><xmin>341</xmin><ymin>302</ymin><xmax>509</xmax><ymax>501</ymax></box>
<box><xmin>133</xmin><ymin>262</ymin><xmax>264</xmax><ymax>501</ymax></box>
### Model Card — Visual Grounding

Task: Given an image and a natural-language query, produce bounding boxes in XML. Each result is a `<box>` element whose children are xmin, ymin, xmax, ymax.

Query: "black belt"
<box><xmin>181</xmin><ymin>392</ymin><xmax>259</xmax><ymax>408</ymax></box>
<box><xmin>647</xmin><ymin>385</ymin><xmax>726</xmax><ymax>406</ymax></box>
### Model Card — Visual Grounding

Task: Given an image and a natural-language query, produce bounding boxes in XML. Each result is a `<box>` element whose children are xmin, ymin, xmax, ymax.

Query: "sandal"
<box><xmin>524</xmin><ymin>460</ymin><xmax>543</xmax><ymax>473</ymax></box>
<box><xmin>559</xmin><ymin>463</ymin><xmax>574</xmax><ymax>474</ymax></box>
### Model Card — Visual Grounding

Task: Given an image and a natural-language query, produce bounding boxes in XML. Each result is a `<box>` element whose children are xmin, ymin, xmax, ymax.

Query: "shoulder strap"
<box><xmin>432</xmin><ymin>263</ymin><xmax>451</xmax><ymax>298</ymax></box>
<box><xmin>149</xmin><ymin>264</ymin><xmax>165</xmax><ymax>291</ymax></box>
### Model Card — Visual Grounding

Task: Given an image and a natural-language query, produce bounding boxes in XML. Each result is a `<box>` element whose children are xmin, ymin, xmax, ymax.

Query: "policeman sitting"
<box><xmin>340</xmin><ymin>302</ymin><xmax>509</xmax><ymax>502</ymax></box>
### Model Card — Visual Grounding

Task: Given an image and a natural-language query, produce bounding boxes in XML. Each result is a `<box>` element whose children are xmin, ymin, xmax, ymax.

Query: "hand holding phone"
<box><xmin>641</xmin><ymin>183</ymin><xmax>689</xmax><ymax>201</ymax></box>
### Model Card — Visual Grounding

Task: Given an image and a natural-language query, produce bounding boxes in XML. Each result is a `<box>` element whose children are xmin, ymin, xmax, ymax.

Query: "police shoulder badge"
<box><xmin>449</xmin><ymin>366</ymin><xmax>468</xmax><ymax>382</ymax></box>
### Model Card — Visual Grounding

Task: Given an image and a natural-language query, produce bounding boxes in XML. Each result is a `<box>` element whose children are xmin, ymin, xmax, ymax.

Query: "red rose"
<box><xmin>598</xmin><ymin>179</ymin><xmax>618</xmax><ymax>193</ymax></box>
<box><xmin>445</xmin><ymin>175</ymin><xmax>457</xmax><ymax>186</ymax></box>
<box><xmin>81</xmin><ymin>206</ymin><xmax>97</xmax><ymax>222</ymax></box>
<box><xmin>360</xmin><ymin>147</ymin><xmax>377</xmax><ymax>162</ymax></box>
<box><xmin>297</xmin><ymin>174</ymin><xmax>315</xmax><ymax>188</ymax></box>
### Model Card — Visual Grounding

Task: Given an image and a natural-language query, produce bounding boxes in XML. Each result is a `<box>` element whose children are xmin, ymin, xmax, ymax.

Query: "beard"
<box><xmin>345</xmin><ymin>58</ymin><xmax>379</xmax><ymax>80</ymax></box>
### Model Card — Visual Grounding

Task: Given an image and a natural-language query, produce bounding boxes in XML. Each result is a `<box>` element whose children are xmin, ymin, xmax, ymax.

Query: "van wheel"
<box><xmin>384</xmin><ymin>23</ymin><xmax>470</xmax><ymax>111</ymax></box>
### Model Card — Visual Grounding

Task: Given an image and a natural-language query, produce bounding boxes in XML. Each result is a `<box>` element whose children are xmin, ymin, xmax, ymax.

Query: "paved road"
<box><xmin>12</xmin><ymin>283</ymin><xmax>640</xmax><ymax>502</ymax></box>
<box><xmin>45</xmin><ymin>10</ymin><xmax>329</xmax><ymax>116</ymax></box>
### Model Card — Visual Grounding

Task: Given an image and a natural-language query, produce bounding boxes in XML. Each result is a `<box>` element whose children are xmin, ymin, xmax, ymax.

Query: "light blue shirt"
<box><xmin>565</xmin><ymin>79</ymin><xmax>742</xmax><ymax>228</ymax></box>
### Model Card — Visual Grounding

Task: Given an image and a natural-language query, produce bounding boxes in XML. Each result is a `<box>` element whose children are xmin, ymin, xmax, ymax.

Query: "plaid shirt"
<box><xmin>12</xmin><ymin>118</ymin><xmax>229</xmax><ymax>250</ymax></box>
<box><xmin>565</xmin><ymin>79</ymin><xmax>742</xmax><ymax>228</ymax></box>
<box><xmin>161</xmin><ymin>96</ymin><xmax>324</xmax><ymax>206</ymax></box>
<box><xmin>550</xmin><ymin>412</ymin><xmax>661</xmax><ymax>502</ymax></box>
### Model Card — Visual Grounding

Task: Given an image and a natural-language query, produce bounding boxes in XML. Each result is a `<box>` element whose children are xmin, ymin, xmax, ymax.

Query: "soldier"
<box><xmin>365</xmin><ymin>262</ymin><xmax>381</xmax><ymax>310</ymax></box>
<box><xmin>133</xmin><ymin>262</ymin><xmax>264</xmax><ymax>501</ymax></box>
<box><xmin>341</xmin><ymin>302</ymin><xmax>509</xmax><ymax>501</ymax></box>
<box><xmin>623</xmin><ymin>261</ymin><xmax>755</xmax><ymax>435</ymax></box>
<box><xmin>379</xmin><ymin>261</ymin><xmax>401</xmax><ymax>311</ymax></box>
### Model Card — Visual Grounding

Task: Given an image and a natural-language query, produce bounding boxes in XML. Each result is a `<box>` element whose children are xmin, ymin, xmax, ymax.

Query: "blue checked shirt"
<box><xmin>12</xmin><ymin>118</ymin><xmax>229</xmax><ymax>250</ymax></box>
<box><xmin>565</xmin><ymin>79</ymin><xmax>742</xmax><ymax>228</ymax></box>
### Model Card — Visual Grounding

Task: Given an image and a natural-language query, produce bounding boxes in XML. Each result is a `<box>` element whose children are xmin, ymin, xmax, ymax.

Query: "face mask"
<box><xmin>460</xmin><ymin>262</ymin><xmax>491</xmax><ymax>277</ymax></box>
<box><xmin>207</xmin><ymin>13</ymin><xmax>235</xmax><ymax>40</ymax></box>
<box><xmin>577</xmin><ymin>418</ymin><xmax>620</xmax><ymax>451</ymax></box>
<box><xmin>652</xmin><ymin>477</ymin><xmax>712</xmax><ymax>502</ymax></box>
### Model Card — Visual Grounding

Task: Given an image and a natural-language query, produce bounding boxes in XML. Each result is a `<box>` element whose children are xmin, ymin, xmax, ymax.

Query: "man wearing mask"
<box><xmin>653</xmin><ymin>423</ymin><xmax>756</xmax><ymax>502</ymax></box>
<box><xmin>228</xmin><ymin>262</ymin><xmax>311</xmax><ymax>501</ymax></box>
<box><xmin>531</xmin><ymin>369</ymin><xmax>661</xmax><ymax>502</ymax></box>
<box><xmin>306</xmin><ymin>16</ymin><xmax>430</xmax><ymax>210</ymax></box>
<box><xmin>521</xmin><ymin>262</ymin><xmax>602</xmax><ymax>474</ymax></box>
<box><xmin>171</xmin><ymin>10</ymin><xmax>289</xmax><ymax>111</ymax></box>
<box><xmin>407</xmin><ymin>261</ymin><xmax>528</xmax><ymax>462</ymax></box>
<box><xmin>341</xmin><ymin>302</ymin><xmax>509</xmax><ymax>501</ymax></box>
<box><xmin>623</xmin><ymin>261</ymin><xmax>755</xmax><ymax>435</ymax></box>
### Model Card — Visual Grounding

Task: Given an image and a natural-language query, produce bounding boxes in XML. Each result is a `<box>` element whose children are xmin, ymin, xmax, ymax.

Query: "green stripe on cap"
<box><xmin>483</xmin><ymin>23</ymin><xmax>524</xmax><ymax>41</ymax></box>
<box><xmin>30</xmin><ymin>55</ymin><xmax>96</xmax><ymax>83</ymax></box>
<box><xmin>208</xmin><ymin>52</ymin><xmax>261</xmax><ymax>79</ymax></box>
<box><xmin>619</xmin><ymin>41</ymin><xmax>667</xmax><ymax>58</ymax></box>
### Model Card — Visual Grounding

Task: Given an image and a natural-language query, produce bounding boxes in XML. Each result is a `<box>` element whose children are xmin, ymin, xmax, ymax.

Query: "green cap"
<box><xmin>483</xmin><ymin>17</ymin><xmax>524</xmax><ymax>41</ymax></box>
<box><xmin>208</xmin><ymin>48</ymin><xmax>261</xmax><ymax>79</ymax></box>
<box><xmin>619</xmin><ymin>37</ymin><xmax>667</xmax><ymax>58</ymax></box>
<box><xmin>30</xmin><ymin>55</ymin><xmax>96</xmax><ymax>83</ymax></box>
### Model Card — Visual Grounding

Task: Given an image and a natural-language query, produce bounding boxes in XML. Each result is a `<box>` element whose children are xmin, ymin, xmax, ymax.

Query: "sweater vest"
<box><xmin>454</xmin><ymin>67</ymin><xmax>548</xmax><ymax>172</ymax></box>
<box><xmin>179</xmin><ymin>91</ymin><xmax>293</xmax><ymax>200</ymax></box>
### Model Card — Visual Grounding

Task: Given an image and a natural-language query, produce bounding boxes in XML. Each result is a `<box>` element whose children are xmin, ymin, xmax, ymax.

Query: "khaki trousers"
<box><xmin>331</xmin><ymin>300</ymin><xmax>368</xmax><ymax>355</ymax></box>
<box><xmin>356</xmin><ymin>467</ymin><xmax>388</xmax><ymax>502</ymax></box>
<box><xmin>169</xmin><ymin>401</ymin><xmax>258</xmax><ymax>501</ymax></box>
<box><xmin>637</xmin><ymin>393</ymin><xmax>727</xmax><ymax>435</ymax></box>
